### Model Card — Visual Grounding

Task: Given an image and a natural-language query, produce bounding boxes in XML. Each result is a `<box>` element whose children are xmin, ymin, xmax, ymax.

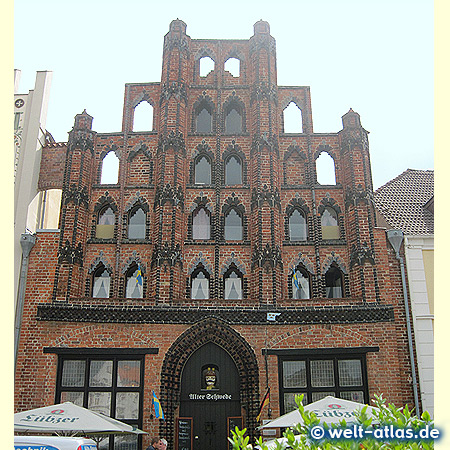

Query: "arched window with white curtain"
<box><xmin>224</xmin><ymin>268</ymin><xmax>243</xmax><ymax>300</ymax></box>
<box><xmin>291</xmin><ymin>267</ymin><xmax>311</xmax><ymax>299</ymax></box>
<box><xmin>191</xmin><ymin>269</ymin><xmax>210</xmax><ymax>300</ymax></box>
<box><xmin>125</xmin><ymin>263</ymin><xmax>143</xmax><ymax>299</ymax></box>
<box><xmin>92</xmin><ymin>265</ymin><xmax>111</xmax><ymax>298</ymax></box>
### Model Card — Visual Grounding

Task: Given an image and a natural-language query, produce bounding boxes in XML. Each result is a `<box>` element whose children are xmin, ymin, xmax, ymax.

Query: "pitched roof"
<box><xmin>373</xmin><ymin>169</ymin><xmax>434</xmax><ymax>235</ymax></box>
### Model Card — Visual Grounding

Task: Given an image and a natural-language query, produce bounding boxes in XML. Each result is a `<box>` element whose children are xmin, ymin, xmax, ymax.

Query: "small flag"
<box><xmin>256</xmin><ymin>388</ymin><xmax>270</xmax><ymax>422</ymax></box>
<box><xmin>293</xmin><ymin>271</ymin><xmax>300</xmax><ymax>290</ymax></box>
<box><xmin>152</xmin><ymin>390</ymin><xmax>165</xmax><ymax>420</ymax></box>
<box><xmin>136</xmin><ymin>265</ymin><xmax>143</xmax><ymax>286</ymax></box>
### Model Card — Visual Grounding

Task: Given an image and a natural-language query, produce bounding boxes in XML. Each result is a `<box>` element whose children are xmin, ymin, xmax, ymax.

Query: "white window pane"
<box><xmin>340</xmin><ymin>391</ymin><xmax>364</xmax><ymax>403</ymax></box>
<box><xmin>225</xmin><ymin>272</ymin><xmax>242</xmax><ymax>299</ymax></box>
<box><xmin>284</xmin><ymin>392</ymin><xmax>305</xmax><ymax>412</ymax></box>
<box><xmin>225</xmin><ymin>209</ymin><xmax>242</xmax><ymax>240</ymax></box>
<box><xmin>326</xmin><ymin>286</ymin><xmax>342</xmax><ymax>298</ymax></box>
<box><xmin>225</xmin><ymin>109</ymin><xmax>242</xmax><ymax>134</ymax></box>
<box><xmin>93</xmin><ymin>272</ymin><xmax>110</xmax><ymax>298</ymax></box>
<box><xmin>225</xmin><ymin>156</ymin><xmax>242</xmax><ymax>185</ymax></box>
<box><xmin>60</xmin><ymin>391</ymin><xmax>84</xmax><ymax>406</ymax></box>
<box><xmin>126</xmin><ymin>269</ymin><xmax>143</xmax><ymax>299</ymax></box>
<box><xmin>316</xmin><ymin>152</ymin><xmax>336</xmax><ymax>185</ymax></box>
<box><xmin>311</xmin><ymin>391</ymin><xmax>336</xmax><ymax>402</ymax></box>
<box><xmin>200</xmin><ymin>56</ymin><xmax>215</xmax><ymax>77</ymax></box>
<box><xmin>98</xmin><ymin>437</ymin><xmax>110</xmax><ymax>450</ymax></box>
<box><xmin>338</xmin><ymin>360</ymin><xmax>363</xmax><ymax>386</ymax></box>
<box><xmin>116</xmin><ymin>392</ymin><xmax>139</xmax><ymax>419</ymax></box>
<box><xmin>283</xmin><ymin>102</ymin><xmax>303</xmax><ymax>133</ymax></box>
<box><xmin>196</xmin><ymin>109</ymin><xmax>212</xmax><ymax>133</ymax></box>
<box><xmin>195</xmin><ymin>156</ymin><xmax>211</xmax><ymax>184</ymax></box>
<box><xmin>224</xmin><ymin>58</ymin><xmax>240</xmax><ymax>77</ymax></box>
<box><xmin>114</xmin><ymin>435</ymin><xmax>138</xmax><ymax>450</ymax></box>
<box><xmin>192</xmin><ymin>272</ymin><xmax>209</xmax><ymax>299</ymax></box>
<box><xmin>289</xmin><ymin>210</ymin><xmax>307</xmax><ymax>241</ymax></box>
<box><xmin>133</xmin><ymin>102</ymin><xmax>153</xmax><ymax>132</ymax></box>
<box><xmin>117</xmin><ymin>361</ymin><xmax>141</xmax><ymax>387</ymax></box>
<box><xmin>62</xmin><ymin>360</ymin><xmax>86</xmax><ymax>387</ymax></box>
<box><xmin>88</xmin><ymin>392</ymin><xmax>111</xmax><ymax>416</ymax></box>
<box><xmin>283</xmin><ymin>361</ymin><xmax>306</xmax><ymax>388</ymax></box>
<box><xmin>321</xmin><ymin>208</ymin><xmax>338</xmax><ymax>226</ymax></box>
<box><xmin>99</xmin><ymin>208</ymin><xmax>115</xmax><ymax>225</ymax></box>
<box><xmin>311</xmin><ymin>360</ymin><xmax>335</xmax><ymax>387</ymax></box>
<box><xmin>128</xmin><ymin>209</ymin><xmax>146</xmax><ymax>239</ymax></box>
<box><xmin>89</xmin><ymin>360</ymin><xmax>113</xmax><ymax>387</ymax></box>
<box><xmin>101</xmin><ymin>152</ymin><xmax>119</xmax><ymax>184</ymax></box>
<box><xmin>292</xmin><ymin>271</ymin><xmax>310</xmax><ymax>299</ymax></box>
<box><xmin>193</xmin><ymin>208</ymin><xmax>210</xmax><ymax>240</ymax></box>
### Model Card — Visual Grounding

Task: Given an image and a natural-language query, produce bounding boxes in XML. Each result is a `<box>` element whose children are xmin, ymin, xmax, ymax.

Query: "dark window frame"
<box><xmin>127</xmin><ymin>206</ymin><xmax>146</xmax><ymax>240</ymax></box>
<box><xmin>190</xmin><ymin>266</ymin><xmax>211</xmax><ymax>300</ymax></box>
<box><xmin>290</xmin><ymin>266</ymin><xmax>311</xmax><ymax>299</ymax></box>
<box><xmin>54</xmin><ymin>352</ymin><xmax>147</xmax><ymax>450</ymax></box>
<box><xmin>276</xmin><ymin>351</ymin><xmax>370</xmax><ymax>414</ymax></box>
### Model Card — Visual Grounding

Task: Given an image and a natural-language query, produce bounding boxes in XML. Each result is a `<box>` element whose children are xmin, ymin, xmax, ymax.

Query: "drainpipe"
<box><xmin>386</xmin><ymin>229</ymin><xmax>420</xmax><ymax>415</ymax></box>
<box><xmin>14</xmin><ymin>233</ymin><xmax>36</xmax><ymax>371</ymax></box>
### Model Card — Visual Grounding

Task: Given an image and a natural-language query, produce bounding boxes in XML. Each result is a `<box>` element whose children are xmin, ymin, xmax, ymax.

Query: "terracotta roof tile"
<box><xmin>373</xmin><ymin>169</ymin><xmax>434</xmax><ymax>235</ymax></box>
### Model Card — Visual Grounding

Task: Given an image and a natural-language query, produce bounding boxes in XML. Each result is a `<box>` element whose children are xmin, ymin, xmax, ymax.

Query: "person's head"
<box><xmin>151</xmin><ymin>437</ymin><xmax>159</xmax><ymax>448</ymax></box>
<box><xmin>159</xmin><ymin>438</ymin><xmax>167</xmax><ymax>450</ymax></box>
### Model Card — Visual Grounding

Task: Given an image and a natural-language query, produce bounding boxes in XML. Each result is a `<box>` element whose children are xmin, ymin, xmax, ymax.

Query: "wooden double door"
<box><xmin>179</xmin><ymin>343</ymin><xmax>242</xmax><ymax>450</ymax></box>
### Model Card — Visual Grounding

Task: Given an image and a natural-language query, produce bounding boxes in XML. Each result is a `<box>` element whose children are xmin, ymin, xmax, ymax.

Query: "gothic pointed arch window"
<box><xmin>291</xmin><ymin>266</ymin><xmax>311</xmax><ymax>299</ymax></box>
<box><xmin>316</xmin><ymin>152</ymin><xmax>336</xmax><ymax>185</ymax></box>
<box><xmin>224</xmin><ymin>208</ymin><xmax>243</xmax><ymax>241</ymax></box>
<box><xmin>125</xmin><ymin>263</ymin><xmax>143</xmax><ymax>299</ymax></box>
<box><xmin>96</xmin><ymin>206</ymin><xmax>115</xmax><ymax>239</ymax></box>
<box><xmin>225</xmin><ymin>155</ymin><xmax>242</xmax><ymax>185</ymax></box>
<box><xmin>133</xmin><ymin>101</ymin><xmax>153</xmax><ymax>132</ymax></box>
<box><xmin>225</xmin><ymin>107</ymin><xmax>242</xmax><ymax>134</ymax></box>
<box><xmin>283</xmin><ymin>101</ymin><xmax>303</xmax><ymax>133</ymax></box>
<box><xmin>199</xmin><ymin>56</ymin><xmax>215</xmax><ymax>77</ymax></box>
<box><xmin>321</xmin><ymin>206</ymin><xmax>339</xmax><ymax>240</ymax></box>
<box><xmin>289</xmin><ymin>209</ymin><xmax>307</xmax><ymax>241</ymax></box>
<box><xmin>325</xmin><ymin>264</ymin><xmax>344</xmax><ymax>298</ymax></box>
<box><xmin>92</xmin><ymin>264</ymin><xmax>111</xmax><ymax>298</ymax></box>
<box><xmin>128</xmin><ymin>207</ymin><xmax>146</xmax><ymax>239</ymax></box>
<box><xmin>224</xmin><ymin>57</ymin><xmax>240</xmax><ymax>77</ymax></box>
<box><xmin>194</xmin><ymin>155</ymin><xmax>212</xmax><ymax>185</ymax></box>
<box><xmin>101</xmin><ymin>151</ymin><xmax>119</xmax><ymax>184</ymax></box>
<box><xmin>196</xmin><ymin>107</ymin><xmax>212</xmax><ymax>133</ymax></box>
<box><xmin>192</xmin><ymin>207</ymin><xmax>211</xmax><ymax>240</ymax></box>
<box><xmin>224</xmin><ymin>267</ymin><xmax>243</xmax><ymax>300</ymax></box>
<box><xmin>191</xmin><ymin>266</ymin><xmax>210</xmax><ymax>300</ymax></box>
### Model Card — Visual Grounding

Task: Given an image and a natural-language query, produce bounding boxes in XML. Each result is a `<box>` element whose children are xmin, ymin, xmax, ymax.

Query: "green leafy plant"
<box><xmin>229</xmin><ymin>394</ymin><xmax>436</xmax><ymax>450</ymax></box>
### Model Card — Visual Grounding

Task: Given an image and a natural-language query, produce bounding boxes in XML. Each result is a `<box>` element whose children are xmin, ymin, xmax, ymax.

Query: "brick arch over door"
<box><xmin>159</xmin><ymin>318</ymin><xmax>260</xmax><ymax>447</ymax></box>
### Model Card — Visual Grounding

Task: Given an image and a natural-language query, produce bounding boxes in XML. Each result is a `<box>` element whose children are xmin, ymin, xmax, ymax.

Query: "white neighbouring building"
<box><xmin>374</xmin><ymin>169</ymin><xmax>434</xmax><ymax>417</ymax></box>
<box><xmin>14</xmin><ymin>70</ymin><xmax>62</xmax><ymax>364</ymax></box>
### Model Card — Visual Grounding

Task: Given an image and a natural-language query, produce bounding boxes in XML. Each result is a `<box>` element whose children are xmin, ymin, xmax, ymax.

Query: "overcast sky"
<box><xmin>14</xmin><ymin>0</ymin><xmax>433</xmax><ymax>190</ymax></box>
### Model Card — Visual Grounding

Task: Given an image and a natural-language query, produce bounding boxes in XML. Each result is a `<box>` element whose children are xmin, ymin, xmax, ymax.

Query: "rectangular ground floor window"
<box><xmin>277</xmin><ymin>351</ymin><xmax>370</xmax><ymax>414</ymax></box>
<box><xmin>55</xmin><ymin>353</ymin><xmax>145</xmax><ymax>450</ymax></box>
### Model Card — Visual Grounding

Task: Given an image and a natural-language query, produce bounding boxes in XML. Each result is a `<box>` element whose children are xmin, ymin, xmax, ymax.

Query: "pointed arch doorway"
<box><xmin>159</xmin><ymin>318</ymin><xmax>260</xmax><ymax>450</ymax></box>
<box><xmin>180</xmin><ymin>342</ymin><xmax>241</xmax><ymax>450</ymax></box>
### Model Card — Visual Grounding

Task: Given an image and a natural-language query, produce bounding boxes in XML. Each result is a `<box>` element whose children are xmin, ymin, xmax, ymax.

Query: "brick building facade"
<box><xmin>15</xmin><ymin>20</ymin><xmax>418</xmax><ymax>450</ymax></box>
